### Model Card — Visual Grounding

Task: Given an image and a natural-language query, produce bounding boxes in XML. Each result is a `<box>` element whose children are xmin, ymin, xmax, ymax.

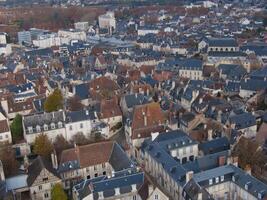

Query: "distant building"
<box><xmin>74</xmin><ymin>22</ymin><xmax>89</xmax><ymax>31</ymax></box>
<box><xmin>0</xmin><ymin>112</ymin><xmax>12</xmax><ymax>144</ymax></box>
<box><xmin>98</xmin><ymin>11</ymin><xmax>116</xmax><ymax>34</ymax></box>
<box><xmin>0</xmin><ymin>32</ymin><xmax>7</xmax><ymax>44</ymax></box>
<box><xmin>18</xmin><ymin>31</ymin><xmax>32</xmax><ymax>45</ymax></box>
<box><xmin>58</xmin><ymin>29</ymin><xmax>86</xmax><ymax>42</ymax></box>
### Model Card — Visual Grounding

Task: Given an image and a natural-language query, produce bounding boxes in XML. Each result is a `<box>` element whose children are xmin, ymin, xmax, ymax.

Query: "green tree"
<box><xmin>51</xmin><ymin>183</ymin><xmax>67</xmax><ymax>200</ymax></box>
<box><xmin>33</xmin><ymin>133</ymin><xmax>53</xmax><ymax>158</ymax></box>
<box><xmin>44</xmin><ymin>89</ymin><xmax>63</xmax><ymax>112</ymax></box>
<box><xmin>10</xmin><ymin>114</ymin><xmax>23</xmax><ymax>142</ymax></box>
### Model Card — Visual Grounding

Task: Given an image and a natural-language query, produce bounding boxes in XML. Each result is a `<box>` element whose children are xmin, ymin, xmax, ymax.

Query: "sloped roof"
<box><xmin>27</xmin><ymin>156</ymin><xmax>59</xmax><ymax>186</ymax></box>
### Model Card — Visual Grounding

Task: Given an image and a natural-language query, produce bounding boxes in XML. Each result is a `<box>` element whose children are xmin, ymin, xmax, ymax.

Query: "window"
<box><xmin>221</xmin><ymin>175</ymin><xmax>224</xmax><ymax>182</ymax></box>
<box><xmin>102</xmin><ymin>163</ymin><xmax>105</xmax><ymax>168</ymax></box>
<box><xmin>69</xmin><ymin>125</ymin><xmax>72</xmax><ymax>131</ymax></box>
<box><xmin>39</xmin><ymin>185</ymin><xmax>42</xmax><ymax>190</ymax></box>
<box><xmin>209</xmin><ymin>179</ymin><xmax>213</xmax><ymax>185</ymax></box>
<box><xmin>155</xmin><ymin>194</ymin><xmax>159</xmax><ymax>199</ymax></box>
<box><xmin>44</xmin><ymin>193</ymin><xmax>49</xmax><ymax>198</ymax></box>
<box><xmin>58</xmin><ymin>122</ymin><xmax>62</xmax><ymax>128</ymax></box>
<box><xmin>80</xmin><ymin>123</ymin><xmax>83</xmax><ymax>129</ymax></box>
<box><xmin>215</xmin><ymin>177</ymin><xmax>219</xmax><ymax>183</ymax></box>
<box><xmin>51</xmin><ymin>123</ymin><xmax>55</xmax><ymax>129</ymax></box>
<box><xmin>94</xmin><ymin>166</ymin><xmax>97</xmax><ymax>171</ymax></box>
<box><xmin>94</xmin><ymin>173</ymin><xmax>98</xmax><ymax>177</ymax></box>
<box><xmin>87</xmin><ymin>175</ymin><xmax>90</xmax><ymax>179</ymax></box>
<box><xmin>133</xmin><ymin>195</ymin><xmax>137</xmax><ymax>200</ymax></box>
<box><xmin>44</xmin><ymin>125</ymin><xmax>48</xmax><ymax>131</ymax></box>
<box><xmin>43</xmin><ymin>177</ymin><xmax>48</xmax><ymax>182</ymax></box>
<box><xmin>5</xmin><ymin>134</ymin><xmax>8</xmax><ymax>138</ymax></box>
<box><xmin>103</xmin><ymin>171</ymin><xmax>106</xmax><ymax>175</ymax></box>
<box><xmin>183</xmin><ymin>148</ymin><xmax>186</xmax><ymax>154</ymax></box>
<box><xmin>190</xmin><ymin>146</ymin><xmax>193</xmax><ymax>153</ymax></box>
<box><xmin>36</xmin><ymin>126</ymin><xmax>41</xmax><ymax>132</ymax></box>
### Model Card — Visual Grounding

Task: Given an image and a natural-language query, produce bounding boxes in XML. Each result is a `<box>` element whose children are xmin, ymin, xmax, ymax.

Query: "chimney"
<box><xmin>245</xmin><ymin>164</ymin><xmax>251</xmax><ymax>175</ymax></box>
<box><xmin>143</xmin><ymin>112</ymin><xmax>147</xmax><ymax>126</ymax></box>
<box><xmin>74</xmin><ymin>143</ymin><xmax>79</xmax><ymax>154</ymax></box>
<box><xmin>51</xmin><ymin>151</ymin><xmax>58</xmax><ymax>169</ymax></box>
<box><xmin>218</xmin><ymin>156</ymin><xmax>226</xmax><ymax>166</ymax></box>
<box><xmin>207</xmin><ymin>129</ymin><xmax>213</xmax><ymax>141</ymax></box>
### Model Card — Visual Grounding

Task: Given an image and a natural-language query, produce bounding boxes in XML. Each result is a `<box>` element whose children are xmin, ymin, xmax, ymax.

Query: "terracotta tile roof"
<box><xmin>140</xmin><ymin>65</ymin><xmax>155</xmax><ymax>75</ymax></box>
<box><xmin>100</xmin><ymin>97</ymin><xmax>122</xmax><ymax>119</ymax></box>
<box><xmin>90</xmin><ymin>76</ymin><xmax>120</xmax><ymax>92</ymax></box>
<box><xmin>60</xmin><ymin>141</ymin><xmax>115</xmax><ymax>168</ymax></box>
<box><xmin>153</xmin><ymin>71</ymin><xmax>172</xmax><ymax>82</ymax></box>
<box><xmin>7</xmin><ymin>96</ymin><xmax>34</xmax><ymax>113</ymax></box>
<box><xmin>131</xmin><ymin>102</ymin><xmax>166</xmax><ymax>139</ymax></box>
<box><xmin>0</xmin><ymin>120</ymin><xmax>9</xmax><ymax>133</ymax></box>
<box><xmin>127</xmin><ymin>70</ymin><xmax>141</xmax><ymax>81</ymax></box>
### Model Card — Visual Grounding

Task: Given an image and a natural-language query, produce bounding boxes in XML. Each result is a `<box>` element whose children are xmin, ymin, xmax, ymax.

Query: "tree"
<box><xmin>51</xmin><ymin>183</ymin><xmax>67</xmax><ymax>200</ymax></box>
<box><xmin>71</xmin><ymin>132</ymin><xmax>90</xmax><ymax>146</ymax></box>
<box><xmin>33</xmin><ymin>133</ymin><xmax>53</xmax><ymax>158</ymax></box>
<box><xmin>44</xmin><ymin>89</ymin><xmax>63</xmax><ymax>112</ymax></box>
<box><xmin>0</xmin><ymin>143</ymin><xmax>19</xmax><ymax>177</ymax></box>
<box><xmin>67</xmin><ymin>95</ymin><xmax>83</xmax><ymax>111</ymax></box>
<box><xmin>53</xmin><ymin>135</ymin><xmax>71</xmax><ymax>159</ymax></box>
<box><xmin>232</xmin><ymin>136</ymin><xmax>266</xmax><ymax>173</ymax></box>
<box><xmin>10</xmin><ymin>114</ymin><xmax>23</xmax><ymax>142</ymax></box>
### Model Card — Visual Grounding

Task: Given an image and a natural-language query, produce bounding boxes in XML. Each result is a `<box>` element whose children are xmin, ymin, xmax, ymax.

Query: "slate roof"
<box><xmin>59</xmin><ymin>141</ymin><xmax>132</xmax><ymax>173</ymax></box>
<box><xmin>27</xmin><ymin>156</ymin><xmax>59</xmax><ymax>186</ymax></box>
<box><xmin>124</xmin><ymin>93</ymin><xmax>148</xmax><ymax>109</ymax></box>
<box><xmin>65</xmin><ymin>110</ymin><xmax>96</xmax><ymax>123</ymax></box>
<box><xmin>208</xmin><ymin>38</ymin><xmax>238</xmax><ymax>47</ymax></box>
<box><xmin>199</xmin><ymin>137</ymin><xmax>230</xmax><ymax>155</ymax></box>
<box><xmin>185</xmin><ymin>164</ymin><xmax>267</xmax><ymax>199</ymax></box>
<box><xmin>74</xmin><ymin>169</ymin><xmax>144</xmax><ymax>200</ymax></box>
<box><xmin>229</xmin><ymin>112</ymin><xmax>256</xmax><ymax>130</ymax></box>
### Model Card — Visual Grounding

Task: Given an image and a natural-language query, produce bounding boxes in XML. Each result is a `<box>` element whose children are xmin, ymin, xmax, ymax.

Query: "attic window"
<box><xmin>44</xmin><ymin>124</ymin><xmax>48</xmax><ymax>131</ymax></box>
<box><xmin>51</xmin><ymin>123</ymin><xmax>55</xmax><ymax>129</ymax></box>
<box><xmin>209</xmin><ymin>179</ymin><xmax>213</xmax><ymax>185</ymax></box>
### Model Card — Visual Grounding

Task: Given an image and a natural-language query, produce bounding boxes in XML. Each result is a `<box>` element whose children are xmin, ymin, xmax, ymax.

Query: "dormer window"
<box><xmin>28</xmin><ymin>127</ymin><xmax>33</xmax><ymax>134</ymax></box>
<box><xmin>58</xmin><ymin>122</ymin><xmax>62</xmax><ymax>128</ymax></box>
<box><xmin>44</xmin><ymin>124</ymin><xmax>48</xmax><ymax>131</ymax></box>
<box><xmin>209</xmin><ymin>179</ymin><xmax>213</xmax><ymax>185</ymax></box>
<box><xmin>36</xmin><ymin>125</ymin><xmax>41</xmax><ymax>132</ymax></box>
<box><xmin>51</xmin><ymin>123</ymin><xmax>55</xmax><ymax>129</ymax></box>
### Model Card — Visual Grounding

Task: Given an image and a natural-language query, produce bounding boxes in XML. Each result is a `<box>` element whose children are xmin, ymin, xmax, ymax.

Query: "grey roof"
<box><xmin>199</xmin><ymin>137</ymin><xmax>230</xmax><ymax>155</ymax></box>
<box><xmin>208</xmin><ymin>38</ymin><xmax>238</xmax><ymax>47</ymax></box>
<box><xmin>27</xmin><ymin>156</ymin><xmax>59</xmax><ymax>186</ymax></box>
<box><xmin>65</xmin><ymin>110</ymin><xmax>96</xmax><ymax>123</ymax></box>
<box><xmin>188</xmin><ymin>164</ymin><xmax>267</xmax><ymax>199</ymax></box>
<box><xmin>23</xmin><ymin>111</ymin><xmax>65</xmax><ymax>134</ymax></box>
<box><xmin>124</xmin><ymin>93</ymin><xmax>148</xmax><ymax>109</ymax></box>
<box><xmin>74</xmin><ymin>169</ymin><xmax>144</xmax><ymax>200</ymax></box>
<box><xmin>229</xmin><ymin>112</ymin><xmax>256</xmax><ymax>130</ymax></box>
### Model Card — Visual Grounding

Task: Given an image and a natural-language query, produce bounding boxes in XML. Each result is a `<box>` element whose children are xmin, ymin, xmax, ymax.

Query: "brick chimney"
<box><xmin>218</xmin><ymin>156</ymin><xmax>226</xmax><ymax>166</ymax></box>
